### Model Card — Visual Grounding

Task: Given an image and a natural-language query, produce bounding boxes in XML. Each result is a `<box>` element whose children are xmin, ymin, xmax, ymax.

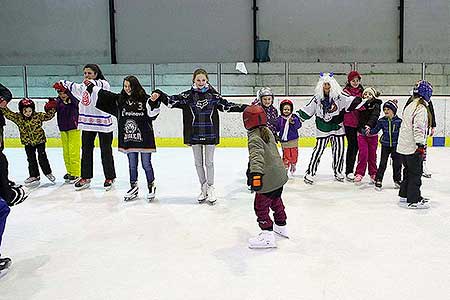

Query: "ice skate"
<box><xmin>394</xmin><ymin>181</ymin><xmax>401</xmax><ymax>189</ymax></box>
<box><xmin>304</xmin><ymin>174</ymin><xmax>314</xmax><ymax>185</ymax></box>
<box><xmin>422</xmin><ymin>162</ymin><xmax>431</xmax><ymax>178</ymax></box>
<box><xmin>63</xmin><ymin>173</ymin><xmax>70</xmax><ymax>183</ymax></box>
<box><xmin>289</xmin><ymin>164</ymin><xmax>297</xmax><ymax>176</ymax></box>
<box><xmin>334</xmin><ymin>172</ymin><xmax>345</xmax><ymax>182</ymax></box>
<box><xmin>398</xmin><ymin>196</ymin><xmax>407</xmax><ymax>203</ymax></box>
<box><xmin>402</xmin><ymin>200</ymin><xmax>430</xmax><ymax>209</ymax></box>
<box><xmin>248</xmin><ymin>231</ymin><xmax>277</xmax><ymax>249</ymax></box>
<box><xmin>273</xmin><ymin>224</ymin><xmax>289</xmax><ymax>239</ymax></box>
<box><xmin>74</xmin><ymin>178</ymin><xmax>90</xmax><ymax>191</ymax></box>
<box><xmin>8</xmin><ymin>186</ymin><xmax>29</xmax><ymax>206</ymax></box>
<box><xmin>104</xmin><ymin>179</ymin><xmax>114</xmax><ymax>191</ymax></box>
<box><xmin>0</xmin><ymin>257</ymin><xmax>12</xmax><ymax>278</ymax></box>
<box><xmin>68</xmin><ymin>176</ymin><xmax>79</xmax><ymax>184</ymax></box>
<box><xmin>124</xmin><ymin>183</ymin><xmax>139</xmax><ymax>202</ymax></box>
<box><xmin>45</xmin><ymin>173</ymin><xmax>56</xmax><ymax>184</ymax></box>
<box><xmin>354</xmin><ymin>174</ymin><xmax>363</xmax><ymax>185</ymax></box>
<box><xmin>197</xmin><ymin>183</ymin><xmax>208</xmax><ymax>203</ymax></box>
<box><xmin>375</xmin><ymin>180</ymin><xmax>382</xmax><ymax>191</ymax></box>
<box><xmin>345</xmin><ymin>173</ymin><xmax>355</xmax><ymax>182</ymax></box>
<box><xmin>369</xmin><ymin>175</ymin><xmax>376</xmax><ymax>185</ymax></box>
<box><xmin>24</xmin><ymin>176</ymin><xmax>40</xmax><ymax>188</ymax></box>
<box><xmin>146</xmin><ymin>182</ymin><xmax>156</xmax><ymax>202</ymax></box>
<box><xmin>206</xmin><ymin>184</ymin><xmax>217</xmax><ymax>205</ymax></box>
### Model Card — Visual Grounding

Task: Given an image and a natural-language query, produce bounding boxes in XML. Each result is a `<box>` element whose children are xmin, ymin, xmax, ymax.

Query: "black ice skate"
<box><xmin>124</xmin><ymin>183</ymin><xmax>139</xmax><ymax>202</ymax></box>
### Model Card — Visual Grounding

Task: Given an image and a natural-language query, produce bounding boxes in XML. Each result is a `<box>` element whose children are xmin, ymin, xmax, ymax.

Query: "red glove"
<box><xmin>44</xmin><ymin>98</ymin><xmax>57</xmax><ymax>112</ymax></box>
<box><xmin>52</xmin><ymin>82</ymin><xmax>67</xmax><ymax>92</ymax></box>
<box><xmin>415</xmin><ymin>144</ymin><xmax>426</xmax><ymax>158</ymax></box>
<box><xmin>83</xmin><ymin>79</ymin><xmax>93</xmax><ymax>87</ymax></box>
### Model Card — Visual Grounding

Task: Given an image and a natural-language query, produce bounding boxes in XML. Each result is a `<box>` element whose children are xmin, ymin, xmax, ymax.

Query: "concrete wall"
<box><xmin>3</xmin><ymin>96</ymin><xmax>450</xmax><ymax>141</ymax></box>
<box><xmin>404</xmin><ymin>0</ymin><xmax>450</xmax><ymax>63</ymax></box>
<box><xmin>0</xmin><ymin>1</ymin><xmax>448</xmax><ymax>64</ymax></box>
<box><xmin>0</xmin><ymin>1</ymin><xmax>110</xmax><ymax>65</ymax></box>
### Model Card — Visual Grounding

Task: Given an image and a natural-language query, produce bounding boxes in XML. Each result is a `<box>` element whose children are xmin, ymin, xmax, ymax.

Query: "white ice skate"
<box><xmin>398</xmin><ymin>196</ymin><xmax>407</xmax><ymax>203</ymax></box>
<box><xmin>346</xmin><ymin>173</ymin><xmax>355</xmax><ymax>182</ymax></box>
<box><xmin>273</xmin><ymin>224</ymin><xmax>289</xmax><ymax>239</ymax></box>
<box><xmin>394</xmin><ymin>181</ymin><xmax>401</xmax><ymax>189</ymax></box>
<box><xmin>206</xmin><ymin>184</ymin><xmax>217</xmax><ymax>205</ymax></box>
<box><xmin>146</xmin><ymin>182</ymin><xmax>156</xmax><ymax>202</ymax></box>
<box><xmin>401</xmin><ymin>200</ymin><xmax>430</xmax><ymax>209</ymax></box>
<box><xmin>24</xmin><ymin>176</ymin><xmax>40</xmax><ymax>189</ymax></box>
<box><xmin>289</xmin><ymin>164</ymin><xmax>297</xmax><ymax>177</ymax></box>
<box><xmin>197</xmin><ymin>183</ymin><xmax>208</xmax><ymax>203</ymax></box>
<box><xmin>334</xmin><ymin>173</ymin><xmax>345</xmax><ymax>182</ymax></box>
<box><xmin>45</xmin><ymin>173</ymin><xmax>56</xmax><ymax>184</ymax></box>
<box><xmin>422</xmin><ymin>162</ymin><xmax>432</xmax><ymax>178</ymax></box>
<box><xmin>248</xmin><ymin>231</ymin><xmax>277</xmax><ymax>249</ymax></box>
<box><xmin>304</xmin><ymin>174</ymin><xmax>314</xmax><ymax>185</ymax></box>
<box><xmin>124</xmin><ymin>184</ymin><xmax>138</xmax><ymax>202</ymax></box>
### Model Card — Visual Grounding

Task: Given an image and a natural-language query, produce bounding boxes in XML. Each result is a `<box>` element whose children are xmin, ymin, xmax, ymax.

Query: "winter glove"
<box><xmin>6</xmin><ymin>186</ymin><xmax>28</xmax><ymax>207</ymax></box>
<box><xmin>44</xmin><ymin>98</ymin><xmax>57</xmax><ymax>112</ymax></box>
<box><xmin>415</xmin><ymin>143</ymin><xmax>426</xmax><ymax>158</ymax></box>
<box><xmin>52</xmin><ymin>82</ymin><xmax>67</xmax><ymax>92</ymax></box>
<box><xmin>249</xmin><ymin>173</ymin><xmax>263</xmax><ymax>191</ymax></box>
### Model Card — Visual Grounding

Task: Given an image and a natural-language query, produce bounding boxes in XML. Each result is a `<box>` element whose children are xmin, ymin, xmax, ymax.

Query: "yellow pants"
<box><xmin>61</xmin><ymin>129</ymin><xmax>81</xmax><ymax>177</ymax></box>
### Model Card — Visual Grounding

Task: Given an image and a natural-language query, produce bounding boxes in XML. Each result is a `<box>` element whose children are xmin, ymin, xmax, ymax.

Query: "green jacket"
<box><xmin>247</xmin><ymin>127</ymin><xmax>288</xmax><ymax>193</ymax></box>
<box><xmin>1</xmin><ymin>107</ymin><xmax>55</xmax><ymax>146</ymax></box>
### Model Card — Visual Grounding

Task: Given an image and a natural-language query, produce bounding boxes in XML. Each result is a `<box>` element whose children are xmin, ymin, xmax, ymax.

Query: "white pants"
<box><xmin>192</xmin><ymin>144</ymin><xmax>215</xmax><ymax>186</ymax></box>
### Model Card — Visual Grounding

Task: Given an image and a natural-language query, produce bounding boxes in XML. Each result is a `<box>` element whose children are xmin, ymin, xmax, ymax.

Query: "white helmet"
<box><xmin>257</xmin><ymin>87</ymin><xmax>274</xmax><ymax>100</ymax></box>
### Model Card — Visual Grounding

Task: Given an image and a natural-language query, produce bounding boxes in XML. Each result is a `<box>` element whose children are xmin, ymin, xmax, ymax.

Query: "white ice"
<box><xmin>1</xmin><ymin>147</ymin><xmax>450</xmax><ymax>300</ymax></box>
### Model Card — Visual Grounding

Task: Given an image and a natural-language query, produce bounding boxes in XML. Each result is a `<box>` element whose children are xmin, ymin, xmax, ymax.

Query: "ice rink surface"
<box><xmin>1</xmin><ymin>147</ymin><xmax>450</xmax><ymax>300</ymax></box>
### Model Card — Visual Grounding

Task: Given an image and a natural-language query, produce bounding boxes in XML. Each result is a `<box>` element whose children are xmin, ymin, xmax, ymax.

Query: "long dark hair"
<box><xmin>120</xmin><ymin>75</ymin><xmax>147</xmax><ymax>104</ymax></box>
<box><xmin>83</xmin><ymin>64</ymin><xmax>106</xmax><ymax>80</ymax></box>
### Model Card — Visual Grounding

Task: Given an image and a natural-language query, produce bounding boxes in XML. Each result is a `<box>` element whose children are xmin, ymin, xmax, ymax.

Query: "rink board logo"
<box><xmin>124</xmin><ymin>119</ymin><xmax>142</xmax><ymax>142</ymax></box>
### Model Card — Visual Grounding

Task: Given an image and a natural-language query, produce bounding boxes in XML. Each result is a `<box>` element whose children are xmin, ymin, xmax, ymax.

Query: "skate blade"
<box><xmin>274</xmin><ymin>232</ymin><xmax>289</xmax><ymax>239</ymax></box>
<box><xmin>422</xmin><ymin>174</ymin><xmax>431</xmax><ymax>178</ymax></box>
<box><xmin>74</xmin><ymin>184</ymin><xmax>90</xmax><ymax>191</ymax></box>
<box><xmin>124</xmin><ymin>196</ymin><xmax>138</xmax><ymax>202</ymax></box>
<box><xmin>304</xmin><ymin>179</ymin><xmax>313</xmax><ymax>185</ymax></box>
<box><xmin>375</xmin><ymin>187</ymin><xmax>382</xmax><ymax>191</ymax></box>
<box><xmin>207</xmin><ymin>200</ymin><xmax>217</xmax><ymax>205</ymax></box>
<box><xmin>248</xmin><ymin>244</ymin><xmax>277</xmax><ymax>249</ymax></box>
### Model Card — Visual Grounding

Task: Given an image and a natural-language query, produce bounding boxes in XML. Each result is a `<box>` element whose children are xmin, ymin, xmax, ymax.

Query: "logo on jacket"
<box><xmin>81</xmin><ymin>91</ymin><xmax>91</xmax><ymax>106</ymax></box>
<box><xmin>196</xmin><ymin>99</ymin><xmax>209</xmax><ymax>110</ymax></box>
<box><xmin>124</xmin><ymin>119</ymin><xmax>142</xmax><ymax>142</ymax></box>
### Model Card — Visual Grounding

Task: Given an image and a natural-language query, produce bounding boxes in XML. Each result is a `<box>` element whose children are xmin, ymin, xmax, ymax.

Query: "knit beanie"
<box><xmin>347</xmin><ymin>71</ymin><xmax>361</xmax><ymax>82</ymax></box>
<box><xmin>383</xmin><ymin>99</ymin><xmax>398</xmax><ymax>115</ymax></box>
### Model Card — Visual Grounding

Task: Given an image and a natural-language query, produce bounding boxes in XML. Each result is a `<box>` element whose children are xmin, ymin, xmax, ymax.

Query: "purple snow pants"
<box><xmin>254</xmin><ymin>187</ymin><xmax>287</xmax><ymax>230</ymax></box>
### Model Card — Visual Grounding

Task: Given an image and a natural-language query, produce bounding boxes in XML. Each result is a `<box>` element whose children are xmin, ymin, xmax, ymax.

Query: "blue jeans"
<box><xmin>0</xmin><ymin>197</ymin><xmax>10</xmax><ymax>249</ymax></box>
<box><xmin>127</xmin><ymin>152</ymin><xmax>154</xmax><ymax>184</ymax></box>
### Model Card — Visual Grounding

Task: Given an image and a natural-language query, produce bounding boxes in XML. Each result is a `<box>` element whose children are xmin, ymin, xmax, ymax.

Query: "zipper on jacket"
<box><xmin>388</xmin><ymin>118</ymin><xmax>392</xmax><ymax>147</ymax></box>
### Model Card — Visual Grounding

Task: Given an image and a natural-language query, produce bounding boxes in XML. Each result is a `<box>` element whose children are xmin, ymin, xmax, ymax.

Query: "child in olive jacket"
<box><xmin>244</xmin><ymin>105</ymin><xmax>289</xmax><ymax>249</ymax></box>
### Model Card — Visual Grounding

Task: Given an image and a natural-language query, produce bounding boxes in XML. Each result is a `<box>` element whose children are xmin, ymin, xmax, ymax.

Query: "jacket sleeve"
<box><xmin>146</xmin><ymin>97</ymin><xmax>161</xmax><ymax>121</ymax></box>
<box><xmin>155</xmin><ymin>89</ymin><xmax>188</xmax><ymax>109</ymax></box>
<box><xmin>39</xmin><ymin>109</ymin><xmax>56</xmax><ymax>122</ymax></box>
<box><xmin>94</xmin><ymin>86</ymin><xmax>119</xmax><ymax>118</ymax></box>
<box><xmin>369</xmin><ymin>119</ymin><xmax>382</xmax><ymax>134</ymax></box>
<box><xmin>248</xmin><ymin>135</ymin><xmax>265</xmax><ymax>175</ymax></box>
<box><xmin>216</xmin><ymin>95</ymin><xmax>248</xmax><ymax>112</ymax></box>
<box><xmin>365</xmin><ymin>103</ymin><xmax>381</xmax><ymax>128</ymax></box>
<box><xmin>296</xmin><ymin>96</ymin><xmax>317</xmax><ymax>121</ymax></box>
<box><xmin>0</xmin><ymin>107</ymin><xmax>21</xmax><ymax>124</ymax></box>
<box><xmin>0</xmin><ymin>84</ymin><xmax>12</xmax><ymax>101</ymax></box>
<box><xmin>413</xmin><ymin>106</ymin><xmax>428</xmax><ymax>145</ymax></box>
<box><xmin>428</xmin><ymin>100</ymin><xmax>436</xmax><ymax>128</ymax></box>
<box><xmin>292</xmin><ymin>115</ymin><xmax>302</xmax><ymax>130</ymax></box>
<box><xmin>59</xmin><ymin>80</ymin><xmax>85</xmax><ymax>99</ymax></box>
<box><xmin>338</xmin><ymin>92</ymin><xmax>366</xmax><ymax>112</ymax></box>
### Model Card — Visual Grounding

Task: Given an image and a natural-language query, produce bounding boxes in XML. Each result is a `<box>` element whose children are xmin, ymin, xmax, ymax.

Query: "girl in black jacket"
<box><xmin>89</xmin><ymin>76</ymin><xmax>160</xmax><ymax>202</ymax></box>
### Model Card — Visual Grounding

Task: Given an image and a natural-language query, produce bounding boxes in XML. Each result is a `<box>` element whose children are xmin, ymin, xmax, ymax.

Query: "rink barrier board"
<box><xmin>4</xmin><ymin>137</ymin><xmax>449</xmax><ymax>148</ymax></box>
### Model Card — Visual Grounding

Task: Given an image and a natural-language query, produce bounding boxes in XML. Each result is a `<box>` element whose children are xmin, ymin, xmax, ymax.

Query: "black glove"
<box><xmin>415</xmin><ymin>143</ymin><xmax>425</xmax><ymax>158</ymax></box>
<box><xmin>249</xmin><ymin>173</ymin><xmax>263</xmax><ymax>191</ymax></box>
<box><xmin>6</xmin><ymin>186</ymin><xmax>28</xmax><ymax>207</ymax></box>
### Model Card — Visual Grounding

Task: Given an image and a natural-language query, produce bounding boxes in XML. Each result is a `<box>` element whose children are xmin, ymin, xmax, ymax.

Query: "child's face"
<box><xmin>282</xmin><ymin>105</ymin><xmax>291</xmax><ymax>116</ymax></box>
<box><xmin>83</xmin><ymin>67</ymin><xmax>97</xmax><ymax>80</ymax></box>
<box><xmin>124</xmin><ymin>80</ymin><xmax>132</xmax><ymax>95</ymax></box>
<box><xmin>58</xmin><ymin>91</ymin><xmax>69</xmax><ymax>101</ymax></box>
<box><xmin>194</xmin><ymin>74</ymin><xmax>208</xmax><ymax>88</ymax></box>
<box><xmin>350</xmin><ymin>77</ymin><xmax>360</xmax><ymax>88</ymax></box>
<box><xmin>23</xmin><ymin>107</ymin><xmax>33</xmax><ymax>118</ymax></box>
<box><xmin>363</xmin><ymin>91</ymin><xmax>373</xmax><ymax>99</ymax></box>
<box><xmin>384</xmin><ymin>107</ymin><xmax>394</xmax><ymax>118</ymax></box>
<box><xmin>261</xmin><ymin>96</ymin><xmax>273</xmax><ymax>107</ymax></box>
<box><xmin>323</xmin><ymin>82</ymin><xmax>331</xmax><ymax>94</ymax></box>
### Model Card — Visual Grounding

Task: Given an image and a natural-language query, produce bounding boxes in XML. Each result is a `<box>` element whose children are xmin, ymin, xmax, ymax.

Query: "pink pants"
<box><xmin>355</xmin><ymin>134</ymin><xmax>378</xmax><ymax>177</ymax></box>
